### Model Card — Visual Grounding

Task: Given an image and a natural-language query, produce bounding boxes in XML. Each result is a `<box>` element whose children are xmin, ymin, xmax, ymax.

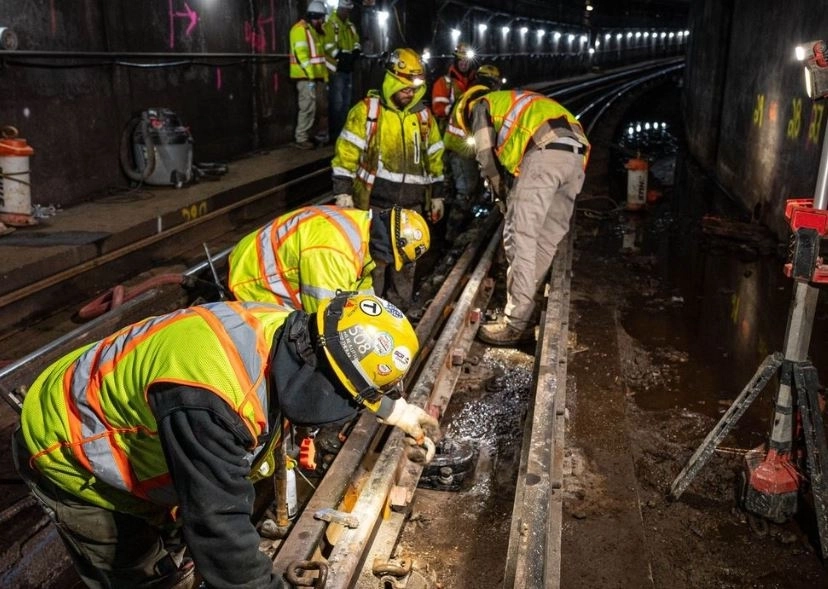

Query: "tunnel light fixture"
<box><xmin>377</xmin><ymin>10</ymin><xmax>389</xmax><ymax>26</ymax></box>
<box><xmin>520</xmin><ymin>26</ymin><xmax>528</xmax><ymax>36</ymax></box>
<box><xmin>616</xmin><ymin>33</ymin><xmax>622</xmax><ymax>41</ymax></box>
<box><xmin>643</xmin><ymin>32</ymin><xmax>650</xmax><ymax>38</ymax></box>
<box><xmin>580</xmin><ymin>35</ymin><xmax>587</xmax><ymax>44</ymax></box>
<box><xmin>660</xmin><ymin>32</ymin><xmax>667</xmax><ymax>39</ymax></box>
<box><xmin>568</xmin><ymin>33</ymin><xmax>575</xmax><ymax>42</ymax></box>
<box><xmin>422</xmin><ymin>48</ymin><xmax>431</xmax><ymax>62</ymax></box>
<box><xmin>478</xmin><ymin>23</ymin><xmax>488</xmax><ymax>34</ymax></box>
<box><xmin>450</xmin><ymin>28</ymin><xmax>461</xmax><ymax>44</ymax></box>
<box><xmin>796</xmin><ymin>40</ymin><xmax>824</xmax><ymax>61</ymax></box>
<box><xmin>588</xmin><ymin>47</ymin><xmax>595</xmax><ymax>55</ymax></box>
<box><xmin>501</xmin><ymin>26</ymin><xmax>510</xmax><ymax>36</ymax></box>
<box><xmin>554</xmin><ymin>31</ymin><xmax>562</xmax><ymax>41</ymax></box>
<box><xmin>797</xmin><ymin>40</ymin><xmax>828</xmax><ymax>99</ymax></box>
<box><xmin>537</xmin><ymin>29</ymin><xmax>545</xmax><ymax>39</ymax></box>
<box><xmin>586</xmin><ymin>4</ymin><xmax>594</xmax><ymax>11</ymax></box>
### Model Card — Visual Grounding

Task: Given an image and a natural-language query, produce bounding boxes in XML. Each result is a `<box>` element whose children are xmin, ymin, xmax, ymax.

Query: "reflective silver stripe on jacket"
<box><xmin>69</xmin><ymin>303</ymin><xmax>270</xmax><ymax>493</ymax></box>
<box><xmin>262</xmin><ymin>207</ymin><xmax>365</xmax><ymax>302</ymax></box>
<box><xmin>497</xmin><ymin>91</ymin><xmax>541</xmax><ymax>148</ymax></box>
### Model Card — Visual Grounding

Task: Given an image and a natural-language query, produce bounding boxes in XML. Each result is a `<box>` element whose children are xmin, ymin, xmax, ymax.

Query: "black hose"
<box><xmin>119</xmin><ymin>115</ymin><xmax>156</xmax><ymax>182</ymax></box>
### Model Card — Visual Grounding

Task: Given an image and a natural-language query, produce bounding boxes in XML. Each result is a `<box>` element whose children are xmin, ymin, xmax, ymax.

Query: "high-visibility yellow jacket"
<box><xmin>322</xmin><ymin>12</ymin><xmax>360</xmax><ymax>73</ymax></box>
<box><xmin>228</xmin><ymin>206</ymin><xmax>375</xmax><ymax>311</ymax></box>
<box><xmin>331</xmin><ymin>73</ymin><xmax>444</xmax><ymax>210</ymax></box>
<box><xmin>471</xmin><ymin>90</ymin><xmax>590</xmax><ymax>176</ymax></box>
<box><xmin>20</xmin><ymin>302</ymin><xmax>289</xmax><ymax>512</ymax></box>
<box><xmin>289</xmin><ymin>19</ymin><xmax>328</xmax><ymax>81</ymax></box>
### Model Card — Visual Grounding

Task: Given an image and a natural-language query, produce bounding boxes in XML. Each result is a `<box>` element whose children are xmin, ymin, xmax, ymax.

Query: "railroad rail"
<box><xmin>0</xmin><ymin>59</ymin><xmax>683</xmax><ymax>588</ymax></box>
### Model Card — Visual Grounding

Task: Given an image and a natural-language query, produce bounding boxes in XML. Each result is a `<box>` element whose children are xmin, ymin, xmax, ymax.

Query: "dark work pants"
<box><xmin>11</xmin><ymin>429</ymin><xmax>193</xmax><ymax>589</ymax></box>
<box><xmin>328</xmin><ymin>71</ymin><xmax>353</xmax><ymax>141</ymax></box>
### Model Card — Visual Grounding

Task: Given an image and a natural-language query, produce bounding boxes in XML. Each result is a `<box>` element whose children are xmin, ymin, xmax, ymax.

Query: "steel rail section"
<box><xmin>0</xmin><ymin>167</ymin><xmax>330</xmax><ymax>339</ymax></box>
<box><xmin>502</xmin><ymin>230</ymin><xmax>574</xmax><ymax>589</ymax></box>
<box><xmin>321</xmin><ymin>222</ymin><xmax>503</xmax><ymax>588</ymax></box>
<box><xmin>0</xmin><ymin>64</ymin><xmax>672</xmax><ymax>588</ymax></box>
<box><xmin>353</xmin><ymin>226</ymin><xmax>501</xmax><ymax>588</ymax></box>
<box><xmin>270</xmin><ymin>214</ymin><xmax>500</xmax><ymax>579</ymax></box>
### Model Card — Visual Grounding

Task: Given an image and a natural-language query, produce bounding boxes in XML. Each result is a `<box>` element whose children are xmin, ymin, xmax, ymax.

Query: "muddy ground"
<box><xmin>396</xmin><ymin>80</ymin><xmax>828</xmax><ymax>588</ymax></box>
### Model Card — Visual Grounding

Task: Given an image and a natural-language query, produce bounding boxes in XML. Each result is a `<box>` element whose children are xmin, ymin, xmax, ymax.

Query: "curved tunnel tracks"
<box><xmin>0</xmin><ymin>61</ymin><xmax>685</xmax><ymax>588</ymax></box>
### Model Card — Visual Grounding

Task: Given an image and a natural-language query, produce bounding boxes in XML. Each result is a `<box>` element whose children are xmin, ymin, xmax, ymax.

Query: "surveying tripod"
<box><xmin>668</xmin><ymin>350</ymin><xmax>828</xmax><ymax>558</ymax></box>
<box><xmin>669</xmin><ymin>196</ymin><xmax>828</xmax><ymax>559</ymax></box>
<box><xmin>670</xmin><ymin>43</ymin><xmax>828</xmax><ymax>556</ymax></box>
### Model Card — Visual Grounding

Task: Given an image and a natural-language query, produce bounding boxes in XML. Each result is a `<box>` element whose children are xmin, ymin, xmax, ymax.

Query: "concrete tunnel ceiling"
<box><xmin>430</xmin><ymin>0</ymin><xmax>691</xmax><ymax>30</ymax></box>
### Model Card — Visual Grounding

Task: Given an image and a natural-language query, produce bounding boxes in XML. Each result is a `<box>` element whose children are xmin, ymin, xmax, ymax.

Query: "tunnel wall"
<box><xmin>685</xmin><ymin>0</ymin><xmax>828</xmax><ymax>238</ymax></box>
<box><xmin>0</xmin><ymin>1</ymin><xmax>681</xmax><ymax>211</ymax></box>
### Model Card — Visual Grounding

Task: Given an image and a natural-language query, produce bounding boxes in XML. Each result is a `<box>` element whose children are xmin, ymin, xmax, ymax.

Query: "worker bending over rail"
<box><xmin>228</xmin><ymin>205</ymin><xmax>429</xmax><ymax>311</ymax></box>
<box><xmin>453</xmin><ymin>85</ymin><xmax>591</xmax><ymax>346</ymax></box>
<box><xmin>13</xmin><ymin>292</ymin><xmax>438</xmax><ymax>588</ymax></box>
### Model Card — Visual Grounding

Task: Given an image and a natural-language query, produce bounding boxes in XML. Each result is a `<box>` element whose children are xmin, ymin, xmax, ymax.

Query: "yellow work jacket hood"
<box><xmin>331</xmin><ymin>73</ymin><xmax>444</xmax><ymax>209</ymax></box>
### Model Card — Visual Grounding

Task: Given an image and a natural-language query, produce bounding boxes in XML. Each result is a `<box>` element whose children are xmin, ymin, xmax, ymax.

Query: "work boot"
<box><xmin>293</xmin><ymin>140</ymin><xmax>315</xmax><ymax>150</ymax></box>
<box><xmin>477</xmin><ymin>319</ymin><xmax>534</xmax><ymax>347</ymax></box>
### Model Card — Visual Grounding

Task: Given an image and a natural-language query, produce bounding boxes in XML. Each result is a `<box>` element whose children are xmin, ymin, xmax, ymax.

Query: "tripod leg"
<box><xmin>793</xmin><ymin>363</ymin><xmax>828</xmax><ymax>560</ymax></box>
<box><xmin>669</xmin><ymin>353</ymin><xmax>784</xmax><ymax>501</ymax></box>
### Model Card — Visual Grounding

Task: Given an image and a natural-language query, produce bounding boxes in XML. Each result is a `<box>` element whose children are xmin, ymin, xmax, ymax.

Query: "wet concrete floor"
<box><xmin>400</xmin><ymin>80</ymin><xmax>828</xmax><ymax>588</ymax></box>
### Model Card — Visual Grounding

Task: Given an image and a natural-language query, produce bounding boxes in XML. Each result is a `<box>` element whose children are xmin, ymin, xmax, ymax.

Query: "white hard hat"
<box><xmin>338</xmin><ymin>0</ymin><xmax>354</xmax><ymax>8</ymax></box>
<box><xmin>307</xmin><ymin>1</ymin><xmax>327</xmax><ymax>16</ymax></box>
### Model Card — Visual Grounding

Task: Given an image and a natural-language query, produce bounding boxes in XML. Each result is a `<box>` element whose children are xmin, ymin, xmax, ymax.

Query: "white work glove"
<box><xmin>381</xmin><ymin>398</ymin><xmax>440</xmax><ymax>462</ymax></box>
<box><xmin>334</xmin><ymin>193</ymin><xmax>354</xmax><ymax>208</ymax></box>
<box><xmin>430</xmin><ymin>198</ymin><xmax>445</xmax><ymax>223</ymax></box>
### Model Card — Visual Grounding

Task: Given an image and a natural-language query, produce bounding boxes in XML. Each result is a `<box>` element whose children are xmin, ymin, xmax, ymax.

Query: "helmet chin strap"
<box><xmin>319</xmin><ymin>294</ymin><xmax>383</xmax><ymax>405</ymax></box>
<box><xmin>394</xmin><ymin>206</ymin><xmax>413</xmax><ymax>265</ymax></box>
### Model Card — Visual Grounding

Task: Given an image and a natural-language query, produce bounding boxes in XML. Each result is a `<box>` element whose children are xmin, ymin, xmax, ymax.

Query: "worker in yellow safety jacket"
<box><xmin>290</xmin><ymin>0</ymin><xmax>330</xmax><ymax>149</ymax></box>
<box><xmin>227</xmin><ymin>205</ymin><xmax>430</xmax><ymax>311</ymax></box>
<box><xmin>13</xmin><ymin>293</ymin><xmax>438</xmax><ymax>589</ymax></box>
<box><xmin>331</xmin><ymin>47</ymin><xmax>444</xmax><ymax>311</ymax></box>
<box><xmin>453</xmin><ymin>86</ymin><xmax>591</xmax><ymax>346</ymax></box>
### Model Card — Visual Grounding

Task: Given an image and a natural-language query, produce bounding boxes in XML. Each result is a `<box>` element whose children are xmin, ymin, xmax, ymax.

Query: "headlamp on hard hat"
<box><xmin>454</xmin><ymin>42</ymin><xmax>475</xmax><ymax>61</ymax></box>
<box><xmin>385</xmin><ymin>48</ymin><xmax>426</xmax><ymax>87</ymax></box>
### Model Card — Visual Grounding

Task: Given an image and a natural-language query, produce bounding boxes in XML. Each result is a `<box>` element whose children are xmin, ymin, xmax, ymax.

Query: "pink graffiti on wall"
<box><xmin>244</xmin><ymin>0</ymin><xmax>276</xmax><ymax>53</ymax></box>
<box><xmin>168</xmin><ymin>0</ymin><xmax>200</xmax><ymax>49</ymax></box>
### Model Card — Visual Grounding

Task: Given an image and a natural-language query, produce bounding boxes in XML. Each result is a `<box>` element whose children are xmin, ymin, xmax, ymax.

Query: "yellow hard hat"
<box><xmin>453</xmin><ymin>84</ymin><xmax>492</xmax><ymax>135</ymax></box>
<box><xmin>454</xmin><ymin>42</ymin><xmax>475</xmax><ymax>61</ymax></box>
<box><xmin>476</xmin><ymin>64</ymin><xmax>502</xmax><ymax>88</ymax></box>
<box><xmin>385</xmin><ymin>48</ymin><xmax>426</xmax><ymax>87</ymax></box>
<box><xmin>317</xmin><ymin>292</ymin><xmax>419</xmax><ymax>406</ymax></box>
<box><xmin>391</xmin><ymin>207</ymin><xmax>430</xmax><ymax>271</ymax></box>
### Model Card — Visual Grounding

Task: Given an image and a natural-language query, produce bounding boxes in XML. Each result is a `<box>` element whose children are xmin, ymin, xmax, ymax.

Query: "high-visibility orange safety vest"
<box><xmin>228</xmin><ymin>206</ymin><xmax>375</xmax><ymax>311</ymax></box>
<box><xmin>20</xmin><ymin>301</ymin><xmax>290</xmax><ymax>512</ymax></box>
<box><xmin>477</xmin><ymin>90</ymin><xmax>590</xmax><ymax>175</ymax></box>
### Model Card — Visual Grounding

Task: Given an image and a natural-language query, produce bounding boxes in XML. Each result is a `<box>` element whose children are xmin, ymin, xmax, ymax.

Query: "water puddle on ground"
<box><xmin>600</xmin><ymin>113</ymin><xmax>828</xmax><ymax>449</ymax></box>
